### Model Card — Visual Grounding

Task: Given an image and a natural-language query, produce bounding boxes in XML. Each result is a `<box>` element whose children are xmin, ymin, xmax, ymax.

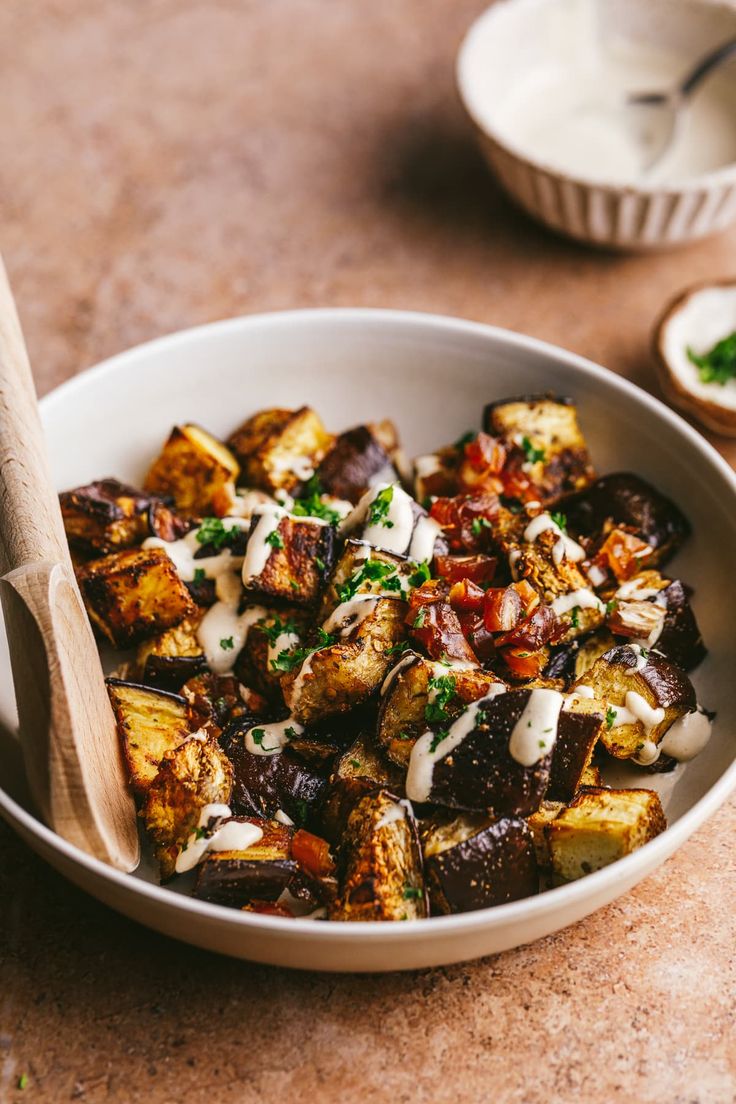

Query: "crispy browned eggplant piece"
<box><xmin>182</xmin><ymin>673</ymin><xmax>253</xmax><ymax>729</ymax></box>
<box><xmin>654</xmin><ymin>580</ymin><xmax>707</xmax><ymax>671</ymax></box>
<box><xmin>526</xmin><ymin>800</ymin><xmax>565</xmax><ymax>869</ymax></box>
<box><xmin>377</xmin><ymin>655</ymin><xmax>497</xmax><ymax>767</ymax></box>
<box><xmin>107</xmin><ymin>679</ymin><xmax>192</xmax><ymax>796</ymax></box>
<box><xmin>144</xmin><ymin>423</ymin><xmax>240</xmax><ymax>517</ymax></box>
<box><xmin>320</xmin><ymin>731</ymin><xmax>405</xmax><ymax>844</ymax></box>
<box><xmin>577</xmin><ymin>644</ymin><xmax>696</xmax><ymax>759</ymax></box>
<box><xmin>547</xmin><ymin>785</ymin><xmax>666</xmax><ymax>880</ymax></box>
<box><xmin>78</xmin><ymin>546</ymin><xmax>197</xmax><ymax>648</ymax></box>
<box><xmin>417</xmin><ymin>689</ymin><xmax>552</xmax><ymax>817</ymax></box>
<box><xmin>484</xmin><ymin>395</ymin><xmax>595</xmax><ymax>503</ymax></box>
<box><xmin>221</xmin><ymin>718</ymin><xmax>330</xmax><ymax>827</ymax></box>
<box><xmin>234</xmin><ymin>608</ymin><xmax>309</xmax><ymax>701</ymax></box>
<box><xmin>546</xmin><ymin>702</ymin><xmax>605</xmax><ymax>803</ymax></box>
<box><xmin>560</xmin><ymin>473</ymin><xmax>690</xmax><ymax>566</ymax></box>
<box><xmin>329</xmin><ymin>790</ymin><xmax>427</xmax><ymax>921</ymax></box>
<box><xmin>59</xmin><ymin>478</ymin><xmax>187</xmax><ymax>556</ymax></box>
<box><xmin>281</xmin><ymin>598</ymin><xmax>407</xmax><ymax>724</ymax></box>
<box><xmin>423</xmin><ymin>814</ymin><xmax>537</xmax><ymax>914</ymax></box>
<box><xmin>136</xmin><ymin>614</ymin><xmax>206</xmax><ymax>691</ymax></box>
<box><xmin>227</xmin><ymin>406</ymin><xmax>333</xmax><ymax>494</ymax></box>
<box><xmin>142</xmin><ymin>736</ymin><xmax>234</xmax><ymax>880</ymax></box>
<box><xmin>316</xmin><ymin>425</ymin><xmax>400</xmax><ymax>504</ymax></box>
<box><xmin>194</xmin><ymin>819</ymin><xmax>296</xmax><ymax>905</ymax></box>
<box><xmin>243</xmin><ymin>515</ymin><xmax>335</xmax><ymax>608</ymax></box>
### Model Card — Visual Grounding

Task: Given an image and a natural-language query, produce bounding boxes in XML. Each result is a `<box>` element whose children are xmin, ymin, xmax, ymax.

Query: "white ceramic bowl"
<box><xmin>1</xmin><ymin>308</ymin><xmax>736</xmax><ymax>972</ymax></box>
<box><xmin>457</xmin><ymin>0</ymin><xmax>736</xmax><ymax>250</ymax></box>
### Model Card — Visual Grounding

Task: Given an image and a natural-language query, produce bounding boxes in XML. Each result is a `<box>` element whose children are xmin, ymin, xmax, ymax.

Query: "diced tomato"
<box><xmin>292</xmin><ymin>829</ymin><xmax>336</xmax><ymax>880</ymax></box>
<box><xmin>502</xmin><ymin>647</ymin><xmax>548</xmax><ymax>679</ymax></box>
<box><xmin>429</xmin><ymin>493</ymin><xmax>499</xmax><ymax>552</ymax></box>
<box><xmin>448</xmin><ymin>578</ymin><xmax>486</xmax><ymax>612</ymax></box>
<box><xmin>483</xmin><ymin>586</ymin><xmax>523</xmax><ymax>633</ymax></box>
<box><xmin>598</xmin><ymin>527</ymin><xmax>653</xmax><ymax>581</ymax></box>
<box><xmin>434</xmin><ymin>553</ymin><xmax>498</xmax><ymax>587</ymax></box>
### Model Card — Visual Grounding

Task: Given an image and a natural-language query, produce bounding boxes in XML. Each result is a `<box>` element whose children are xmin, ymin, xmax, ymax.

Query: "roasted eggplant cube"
<box><xmin>579</xmin><ymin>645</ymin><xmax>696</xmax><ymax>759</ymax></box>
<box><xmin>227</xmin><ymin>406</ymin><xmax>333</xmax><ymax>494</ymax></box>
<box><xmin>424</xmin><ymin>815</ymin><xmax>537</xmax><ymax>914</ymax></box>
<box><xmin>78</xmin><ymin>546</ymin><xmax>197</xmax><ymax>648</ymax></box>
<box><xmin>547</xmin><ymin>786</ymin><xmax>666</xmax><ymax>880</ymax></box>
<box><xmin>107</xmin><ymin>679</ymin><xmax>192</xmax><ymax>795</ymax></box>
<box><xmin>526</xmin><ymin>800</ymin><xmax>564</xmax><ymax>869</ymax></box>
<box><xmin>143</xmin><ymin>423</ymin><xmax>240</xmax><ymax>517</ymax></box>
<box><xmin>484</xmin><ymin>395</ymin><xmax>595</xmax><ymax>502</ymax></box>
<box><xmin>59</xmin><ymin>478</ymin><xmax>170</xmax><ymax>556</ymax></box>
<box><xmin>377</xmin><ymin>656</ymin><xmax>497</xmax><ymax>768</ymax></box>
<box><xmin>234</xmin><ymin>608</ymin><xmax>309</xmax><ymax>701</ymax></box>
<box><xmin>136</xmin><ymin>614</ymin><xmax>206</xmax><ymax>691</ymax></box>
<box><xmin>656</xmin><ymin>580</ymin><xmax>707</xmax><ymax>671</ymax></box>
<box><xmin>329</xmin><ymin>790</ymin><xmax>427</xmax><ymax>922</ymax></box>
<box><xmin>142</xmin><ymin>737</ymin><xmax>234</xmax><ymax>880</ymax></box>
<box><xmin>221</xmin><ymin>720</ymin><xmax>329</xmax><ymax>827</ymax></box>
<box><xmin>243</xmin><ymin>515</ymin><xmax>335</xmax><ymax>607</ymax></box>
<box><xmin>320</xmin><ymin>732</ymin><xmax>404</xmax><ymax>843</ymax></box>
<box><xmin>561</xmin><ymin>473</ymin><xmax>690</xmax><ymax>566</ymax></box>
<box><xmin>194</xmin><ymin>819</ymin><xmax>296</xmax><ymax>905</ymax></box>
<box><xmin>316</xmin><ymin>425</ymin><xmax>399</xmax><ymax>504</ymax></box>
<box><xmin>281</xmin><ymin>598</ymin><xmax>407</xmax><ymax>725</ymax></box>
<box><xmin>547</xmin><ymin>704</ymin><xmax>605</xmax><ymax>803</ymax></box>
<box><xmin>421</xmin><ymin>689</ymin><xmax>552</xmax><ymax>817</ymax></box>
<box><xmin>182</xmin><ymin>673</ymin><xmax>252</xmax><ymax>729</ymax></box>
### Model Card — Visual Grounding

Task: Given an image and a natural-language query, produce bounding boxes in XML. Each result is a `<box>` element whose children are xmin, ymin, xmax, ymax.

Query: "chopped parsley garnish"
<box><xmin>471</xmin><ymin>516</ymin><xmax>492</xmax><ymax>537</ymax></box>
<box><xmin>637</xmin><ymin>646</ymin><xmax>649</xmax><ymax>659</ymax></box>
<box><xmin>193</xmin><ymin>567</ymin><xmax>206</xmax><ymax>583</ymax></box>
<box><xmin>194</xmin><ymin>826</ymin><xmax>207</xmax><ymax>840</ymax></box>
<box><xmin>367</xmin><ymin>484</ymin><xmax>395</xmax><ymax>528</ymax></box>
<box><xmin>289</xmin><ymin>580</ymin><xmax>299</xmax><ymax>591</ymax></box>
<box><xmin>687</xmin><ymin>332</ymin><xmax>736</xmax><ymax>386</ymax></box>
<box><xmin>250</xmin><ymin>728</ymin><xmax>278</xmax><ymax>752</ymax></box>
<box><xmin>18</xmin><ymin>1074</ymin><xmax>28</xmax><ymax>1091</ymax></box>
<box><xmin>454</xmin><ymin>430</ymin><xmax>476</xmax><ymax>450</ymax></box>
<box><xmin>413</xmin><ymin>606</ymin><xmax>427</xmax><ymax>629</ymax></box>
<box><xmin>315</xmin><ymin>556</ymin><xmax>326</xmax><ymax>572</ymax></box>
<box><xmin>291</xmin><ymin>476</ymin><xmax>342</xmax><ymax>525</ymax></box>
<box><xmin>196</xmin><ymin>517</ymin><xmax>239</xmax><ymax>550</ymax></box>
<box><xmin>284</xmin><ymin>726</ymin><xmax>298</xmax><ymax>740</ymax></box>
<box><xmin>386</xmin><ymin>640</ymin><xmax>411</xmax><ymax>657</ymax></box>
<box><xmin>337</xmin><ymin>558</ymin><xmax>403</xmax><ymax>604</ymax></box>
<box><xmin>408</xmin><ymin>560</ymin><xmax>431</xmax><ymax>588</ymax></box>
<box><xmin>259</xmin><ymin>614</ymin><xmax>299</xmax><ymax>645</ymax></box>
<box><xmin>521</xmin><ymin>435</ymin><xmax>545</xmax><ymax>464</ymax></box>
<box><xmin>605</xmin><ymin>706</ymin><xmax>617</xmax><ymax>730</ymax></box>
<box><xmin>550</xmin><ymin>511</ymin><xmax>567</xmax><ymax>533</ymax></box>
<box><xmin>219</xmin><ymin>636</ymin><xmax>235</xmax><ymax>651</ymax></box>
<box><xmin>605</xmin><ymin>599</ymin><xmax>617</xmax><ymax>616</ymax></box>
<box><xmin>425</xmin><ymin>674</ymin><xmax>457</xmax><ymax>728</ymax></box>
<box><xmin>270</xmin><ymin>628</ymin><xmax>337</xmax><ymax>672</ymax></box>
<box><xmin>538</xmin><ymin>739</ymin><xmax>547</xmax><ymax>749</ymax></box>
<box><xmin>429</xmin><ymin>730</ymin><xmax>448</xmax><ymax>753</ymax></box>
<box><xmin>292</xmin><ymin>798</ymin><xmax>309</xmax><ymax>826</ymax></box>
<box><xmin>349</xmin><ymin>759</ymin><xmax>361</xmax><ymax>769</ymax></box>
<box><xmin>403</xmin><ymin>885</ymin><xmax>422</xmax><ymax>901</ymax></box>
<box><xmin>266</xmin><ymin>529</ymin><xmax>284</xmax><ymax>549</ymax></box>
<box><xmin>570</xmin><ymin>605</ymin><xmax>580</xmax><ymax>628</ymax></box>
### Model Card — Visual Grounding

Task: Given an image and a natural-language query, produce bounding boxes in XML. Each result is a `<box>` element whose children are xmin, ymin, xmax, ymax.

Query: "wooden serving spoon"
<box><xmin>0</xmin><ymin>256</ymin><xmax>139</xmax><ymax>871</ymax></box>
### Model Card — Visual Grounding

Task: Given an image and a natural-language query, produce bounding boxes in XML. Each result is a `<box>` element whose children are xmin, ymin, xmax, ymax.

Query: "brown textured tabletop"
<box><xmin>1</xmin><ymin>2</ymin><xmax>735</xmax><ymax>1101</ymax></box>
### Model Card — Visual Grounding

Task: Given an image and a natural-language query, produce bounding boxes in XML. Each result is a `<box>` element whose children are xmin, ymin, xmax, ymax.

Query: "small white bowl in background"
<box><xmin>457</xmin><ymin>0</ymin><xmax>736</xmax><ymax>250</ymax></box>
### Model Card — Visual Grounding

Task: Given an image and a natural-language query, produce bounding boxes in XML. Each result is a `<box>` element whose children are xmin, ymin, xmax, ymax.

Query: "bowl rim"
<box><xmin>3</xmin><ymin>304</ymin><xmax>736</xmax><ymax>942</ymax></box>
<box><xmin>456</xmin><ymin>0</ymin><xmax>736</xmax><ymax>195</ymax></box>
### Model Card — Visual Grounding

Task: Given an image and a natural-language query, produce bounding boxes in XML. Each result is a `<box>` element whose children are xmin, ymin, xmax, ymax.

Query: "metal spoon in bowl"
<box><xmin>625</xmin><ymin>37</ymin><xmax>736</xmax><ymax>172</ymax></box>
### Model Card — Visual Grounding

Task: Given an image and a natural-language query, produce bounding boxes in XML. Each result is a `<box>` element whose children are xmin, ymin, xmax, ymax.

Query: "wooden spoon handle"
<box><xmin>0</xmin><ymin>255</ymin><xmax>71</xmax><ymax>574</ymax></box>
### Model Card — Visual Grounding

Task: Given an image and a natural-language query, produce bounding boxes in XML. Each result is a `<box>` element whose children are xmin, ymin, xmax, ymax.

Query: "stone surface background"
<box><xmin>0</xmin><ymin>2</ymin><xmax>734</xmax><ymax>1101</ymax></box>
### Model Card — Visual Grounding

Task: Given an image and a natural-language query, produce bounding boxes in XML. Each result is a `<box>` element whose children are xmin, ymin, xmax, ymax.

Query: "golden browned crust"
<box><xmin>144</xmin><ymin>423</ymin><xmax>240</xmax><ymax>516</ymax></box>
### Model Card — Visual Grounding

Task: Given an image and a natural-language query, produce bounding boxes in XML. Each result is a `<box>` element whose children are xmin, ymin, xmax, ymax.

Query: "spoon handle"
<box><xmin>681</xmin><ymin>37</ymin><xmax>736</xmax><ymax>98</ymax></box>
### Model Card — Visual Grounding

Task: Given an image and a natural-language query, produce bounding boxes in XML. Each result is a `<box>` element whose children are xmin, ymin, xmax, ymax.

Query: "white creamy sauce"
<box><xmin>586</xmin><ymin>563</ymin><xmax>608</xmax><ymax>588</ymax></box>
<box><xmin>660</xmin><ymin>708</ymin><xmax>712</xmax><ymax>762</ymax></box>
<box><xmin>269</xmin><ymin>451</ymin><xmax>315</xmax><ymax>482</ymax></box>
<box><xmin>321</xmin><ymin>594</ymin><xmax>380</xmax><ymax>638</ymax></box>
<box><xmin>508</xmin><ymin>687</ymin><xmax>564</xmax><ymax>767</ymax></box>
<box><xmin>345</xmin><ymin>482</ymin><xmax>416</xmax><ymax>556</ymax></box>
<box><xmin>197</xmin><ymin>603</ymin><xmax>267</xmax><ymax>675</ymax></box>
<box><xmin>175</xmin><ymin>803</ymin><xmax>263</xmax><ymax>874</ymax></box>
<box><xmin>615</xmin><ymin>575</ymin><xmax>664</xmax><ymax>601</ymax></box>
<box><xmin>409</xmin><ymin>515</ymin><xmax>442</xmax><ymax>562</ymax></box>
<box><xmin>284</xmin><ymin>650</ymin><xmax>316</xmax><ymax>709</ymax></box>
<box><xmin>221</xmin><ymin>487</ymin><xmax>277</xmax><ymax>519</ymax></box>
<box><xmin>491</xmin><ymin>33</ymin><xmax>736</xmax><ymax>185</ymax></box>
<box><xmin>662</xmin><ymin>285</ymin><xmax>736</xmax><ymax>411</ymax></box>
<box><xmin>610</xmin><ymin>690</ymin><xmax>664</xmax><ymax>733</ymax></box>
<box><xmin>406</xmin><ymin>684</ymin><xmax>507</xmax><ymax>803</ymax></box>
<box><xmin>375</xmin><ymin>797</ymin><xmax>414</xmax><ymax>830</ymax></box>
<box><xmin>274</xmin><ymin>808</ymin><xmax>295</xmax><ymax>826</ymax></box>
<box><xmin>267</xmin><ymin>629</ymin><xmax>301</xmax><ymax>669</ymax></box>
<box><xmin>144</xmin><ymin>516</ymin><xmax>250</xmax><ymax>582</ymax></box>
<box><xmin>380</xmin><ymin>651</ymin><xmax>420</xmax><ymax>697</ymax></box>
<box><xmin>563</xmin><ymin>683</ymin><xmax>595</xmax><ymax>710</ymax></box>
<box><xmin>509</xmin><ymin>548</ymin><xmax>522</xmax><ymax>581</ymax></box>
<box><xmin>523</xmin><ymin>513</ymin><xmax>585</xmax><ymax>565</ymax></box>
<box><xmin>632</xmin><ymin>738</ymin><xmax>661</xmax><ymax>767</ymax></box>
<box><xmin>550</xmin><ymin>588</ymin><xmax>605</xmax><ymax>616</ymax></box>
<box><xmin>628</xmin><ymin>643</ymin><xmax>650</xmax><ymax>673</ymax></box>
<box><xmin>245</xmin><ymin>717</ymin><xmax>304</xmax><ymax>756</ymax></box>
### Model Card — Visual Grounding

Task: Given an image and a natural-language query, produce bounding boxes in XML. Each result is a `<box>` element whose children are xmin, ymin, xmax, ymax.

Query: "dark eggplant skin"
<box><xmin>425</xmin><ymin>817</ymin><xmax>537</xmax><ymax>914</ymax></box>
<box><xmin>656</xmin><ymin>580</ymin><xmax>707</xmax><ymax>671</ymax></box>
<box><xmin>547</xmin><ymin>710</ymin><xmax>603</xmax><ymax>803</ymax></box>
<box><xmin>221</xmin><ymin>719</ymin><xmax>330</xmax><ymax>829</ymax></box>
<box><xmin>559</xmin><ymin>473</ymin><xmax>690</xmax><ymax>565</ymax></box>
<box><xmin>429</xmin><ymin>689</ymin><xmax>552</xmax><ymax>817</ymax></box>
<box><xmin>545</xmin><ymin>639</ymin><xmax>583</xmax><ymax>680</ymax></box>
<box><xmin>141</xmin><ymin>653</ymin><xmax>208</xmax><ymax>692</ymax></box>
<box><xmin>605</xmin><ymin>645</ymin><xmax>696</xmax><ymax>710</ymax></box>
<box><xmin>193</xmin><ymin>819</ymin><xmax>296</xmax><ymax>906</ymax></box>
<box><xmin>315</xmin><ymin>426</ymin><xmax>399</xmax><ymax>504</ymax></box>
